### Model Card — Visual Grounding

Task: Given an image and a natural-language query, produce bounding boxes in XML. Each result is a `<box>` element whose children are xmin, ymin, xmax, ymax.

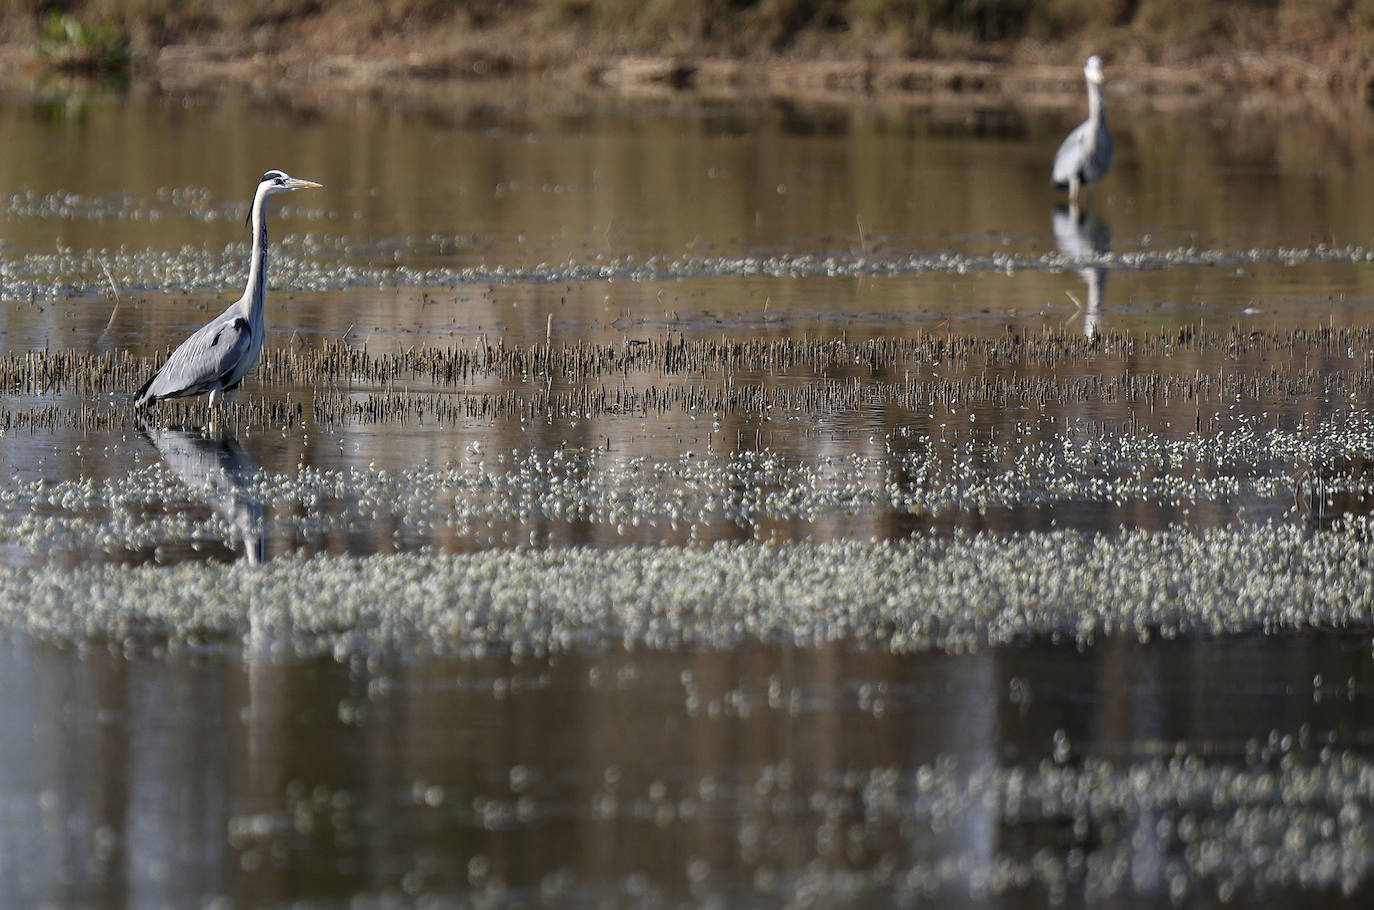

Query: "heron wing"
<box><xmin>1088</xmin><ymin>124</ymin><xmax>1113</xmax><ymax>180</ymax></box>
<box><xmin>137</xmin><ymin>314</ymin><xmax>253</xmax><ymax>403</ymax></box>
<box><xmin>1051</xmin><ymin>120</ymin><xmax>1093</xmax><ymax>187</ymax></box>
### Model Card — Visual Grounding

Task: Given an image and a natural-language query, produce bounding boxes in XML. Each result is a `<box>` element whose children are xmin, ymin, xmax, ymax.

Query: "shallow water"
<box><xmin>3</xmin><ymin>83</ymin><xmax>1374</xmax><ymax>907</ymax></box>
<box><xmin>4</xmin><ymin>628</ymin><xmax>1373</xmax><ymax>908</ymax></box>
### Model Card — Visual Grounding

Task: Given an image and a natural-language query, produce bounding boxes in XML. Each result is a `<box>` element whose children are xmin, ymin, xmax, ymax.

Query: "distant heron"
<box><xmin>135</xmin><ymin>169</ymin><xmax>322</xmax><ymax>408</ymax></box>
<box><xmin>1052</xmin><ymin>56</ymin><xmax>1112</xmax><ymax>206</ymax></box>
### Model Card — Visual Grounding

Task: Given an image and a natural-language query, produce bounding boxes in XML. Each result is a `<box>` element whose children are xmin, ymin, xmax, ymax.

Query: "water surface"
<box><xmin>2</xmin><ymin>83</ymin><xmax>1373</xmax><ymax>908</ymax></box>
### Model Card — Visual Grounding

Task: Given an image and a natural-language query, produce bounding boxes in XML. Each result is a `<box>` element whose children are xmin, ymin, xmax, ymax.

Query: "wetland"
<box><xmin>2</xmin><ymin>84</ymin><xmax>1374</xmax><ymax>908</ymax></box>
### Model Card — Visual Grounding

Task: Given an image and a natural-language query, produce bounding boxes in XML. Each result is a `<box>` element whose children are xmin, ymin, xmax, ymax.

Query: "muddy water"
<box><xmin>3</xmin><ymin>85</ymin><xmax>1374</xmax><ymax>907</ymax></box>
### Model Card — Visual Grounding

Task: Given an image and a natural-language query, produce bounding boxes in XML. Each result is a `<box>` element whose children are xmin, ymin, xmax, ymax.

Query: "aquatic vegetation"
<box><xmin>0</xmin><ymin>417</ymin><xmax>1360</xmax><ymax>556</ymax></box>
<box><xmin>212</xmin><ymin>728</ymin><xmax>1374</xmax><ymax>904</ymax></box>
<box><xmin>2</xmin><ymin>521</ymin><xmax>1374</xmax><ymax>657</ymax></box>
<box><xmin>697</xmin><ymin>748</ymin><xmax>1374</xmax><ymax>904</ymax></box>
<box><xmin>8</xmin><ymin>229</ymin><xmax>1374</xmax><ymax>299</ymax></box>
<box><xmin>5</xmin><ymin>324</ymin><xmax>1374</xmax><ymax>430</ymax></box>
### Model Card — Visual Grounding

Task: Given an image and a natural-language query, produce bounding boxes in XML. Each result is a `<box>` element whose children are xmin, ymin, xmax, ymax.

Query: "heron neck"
<box><xmin>1087</xmin><ymin>80</ymin><xmax>1105</xmax><ymax>126</ymax></box>
<box><xmin>242</xmin><ymin>188</ymin><xmax>271</xmax><ymax>324</ymax></box>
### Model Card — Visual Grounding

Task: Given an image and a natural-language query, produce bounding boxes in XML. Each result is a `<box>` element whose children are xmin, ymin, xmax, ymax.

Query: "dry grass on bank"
<box><xmin>4</xmin><ymin>0</ymin><xmax>1374</xmax><ymax>96</ymax></box>
<box><xmin>1</xmin><ymin>0</ymin><xmax>1372</xmax><ymax>60</ymax></box>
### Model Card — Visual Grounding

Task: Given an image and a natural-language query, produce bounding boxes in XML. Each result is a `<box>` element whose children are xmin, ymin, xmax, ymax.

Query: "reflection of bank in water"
<box><xmin>1052</xmin><ymin>205</ymin><xmax>1110</xmax><ymax>339</ymax></box>
<box><xmin>139</xmin><ymin>424</ymin><xmax>265</xmax><ymax>565</ymax></box>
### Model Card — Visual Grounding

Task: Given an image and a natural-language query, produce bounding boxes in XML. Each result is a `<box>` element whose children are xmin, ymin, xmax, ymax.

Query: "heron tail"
<box><xmin>134</xmin><ymin>371</ymin><xmax>158</xmax><ymax>408</ymax></box>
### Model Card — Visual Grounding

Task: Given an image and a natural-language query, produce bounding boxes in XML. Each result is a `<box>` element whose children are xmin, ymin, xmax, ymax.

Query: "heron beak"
<box><xmin>287</xmin><ymin>178</ymin><xmax>323</xmax><ymax>190</ymax></box>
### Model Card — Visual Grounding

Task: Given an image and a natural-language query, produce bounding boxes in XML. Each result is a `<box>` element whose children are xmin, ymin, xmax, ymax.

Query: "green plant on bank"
<box><xmin>34</xmin><ymin>11</ymin><xmax>131</xmax><ymax>78</ymax></box>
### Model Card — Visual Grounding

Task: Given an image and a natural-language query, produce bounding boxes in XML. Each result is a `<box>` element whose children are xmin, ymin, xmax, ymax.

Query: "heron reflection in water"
<box><xmin>1052</xmin><ymin>205</ymin><xmax>1111</xmax><ymax>338</ymax></box>
<box><xmin>139</xmin><ymin>424</ymin><xmax>265</xmax><ymax>565</ymax></box>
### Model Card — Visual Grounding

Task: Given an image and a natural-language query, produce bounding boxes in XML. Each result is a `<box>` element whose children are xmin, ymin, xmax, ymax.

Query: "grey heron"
<box><xmin>1052</xmin><ymin>56</ymin><xmax>1112</xmax><ymax>206</ymax></box>
<box><xmin>135</xmin><ymin>169</ymin><xmax>322</xmax><ymax>408</ymax></box>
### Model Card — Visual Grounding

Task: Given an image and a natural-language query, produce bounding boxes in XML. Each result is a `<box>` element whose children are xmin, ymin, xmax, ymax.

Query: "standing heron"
<box><xmin>1052</xmin><ymin>56</ymin><xmax>1112</xmax><ymax>206</ymax></box>
<box><xmin>135</xmin><ymin>169</ymin><xmax>322</xmax><ymax>408</ymax></box>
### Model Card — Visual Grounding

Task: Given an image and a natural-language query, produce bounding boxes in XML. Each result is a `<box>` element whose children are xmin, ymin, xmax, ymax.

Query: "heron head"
<box><xmin>246</xmin><ymin>169</ymin><xmax>322</xmax><ymax>225</ymax></box>
<box><xmin>1084</xmin><ymin>56</ymin><xmax>1105</xmax><ymax>85</ymax></box>
<box><xmin>258</xmin><ymin>169</ymin><xmax>323</xmax><ymax>196</ymax></box>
